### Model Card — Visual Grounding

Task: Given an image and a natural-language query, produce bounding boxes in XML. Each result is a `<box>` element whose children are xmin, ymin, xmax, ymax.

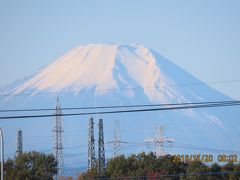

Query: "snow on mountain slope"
<box><xmin>0</xmin><ymin>43</ymin><xmax>239</xmax><ymax>176</ymax></box>
<box><xmin>13</xmin><ymin>44</ymin><xmax>117</xmax><ymax>94</ymax></box>
<box><xmin>11</xmin><ymin>44</ymin><xmax>185</xmax><ymax>104</ymax></box>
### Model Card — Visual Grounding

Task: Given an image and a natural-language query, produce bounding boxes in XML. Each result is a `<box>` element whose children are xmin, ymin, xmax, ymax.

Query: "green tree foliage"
<box><xmin>221</xmin><ymin>162</ymin><xmax>240</xmax><ymax>180</ymax></box>
<box><xmin>77</xmin><ymin>169</ymin><xmax>98</xmax><ymax>180</ymax></box>
<box><xmin>181</xmin><ymin>161</ymin><xmax>208</xmax><ymax>180</ymax></box>
<box><xmin>78</xmin><ymin>152</ymin><xmax>240</xmax><ymax>180</ymax></box>
<box><xmin>78</xmin><ymin>152</ymin><xmax>187</xmax><ymax>179</ymax></box>
<box><xmin>1</xmin><ymin>151</ymin><xmax>57</xmax><ymax>180</ymax></box>
<box><xmin>207</xmin><ymin>163</ymin><xmax>223</xmax><ymax>180</ymax></box>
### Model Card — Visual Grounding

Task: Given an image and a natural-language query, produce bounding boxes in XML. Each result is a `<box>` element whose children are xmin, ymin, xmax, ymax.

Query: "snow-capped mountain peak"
<box><xmin>11</xmin><ymin>44</ymin><xmax>186</xmax><ymax>103</ymax></box>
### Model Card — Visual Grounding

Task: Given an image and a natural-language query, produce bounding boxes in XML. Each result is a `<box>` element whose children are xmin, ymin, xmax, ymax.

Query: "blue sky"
<box><xmin>0</xmin><ymin>0</ymin><xmax>240</xmax><ymax>99</ymax></box>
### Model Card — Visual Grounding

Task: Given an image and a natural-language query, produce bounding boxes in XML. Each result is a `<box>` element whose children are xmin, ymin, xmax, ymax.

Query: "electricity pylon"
<box><xmin>113</xmin><ymin>120</ymin><xmax>121</xmax><ymax>157</ymax></box>
<box><xmin>145</xmin><ymin>125</ymin><xmax>173</xmax><ymax>157</ymax></box>
<box><xmin>88</xmin><ymin>117</ymin><xmax>96</xmax><ymax>170</ymax></box>
<box><xmin>98</xmin><ymin>118</ymin><xmax>105</xmax><ymax>176</ymax></box>
<box><xmin>53</xmin><ymin>97</ymin><xmax>64</xmax><ymax>179</ymax></box>
<box><xmin>16</xmin><ymin>129</ymin><xmax>23</xmax><ymax>156</ymax></box>
<box><xmin>154</xmin><ymin>126</ymin><xmax>165</xmax><ymax>157</ymax></box>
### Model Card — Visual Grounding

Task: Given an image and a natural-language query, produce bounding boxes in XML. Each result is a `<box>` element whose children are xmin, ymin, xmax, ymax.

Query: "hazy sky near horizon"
<box><xmin>0</xmin><ymin>0</ymin><xmax>240</xmax><ymax>99</ymax></box>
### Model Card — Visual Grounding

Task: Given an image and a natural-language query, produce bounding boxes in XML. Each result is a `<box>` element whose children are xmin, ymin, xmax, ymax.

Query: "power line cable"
<box><xmin>168</xmin><ymin>142</ymin><xmax>240</xmax><ymax>154</ymax></box>
<box><xmin>118</xmin><ymin>141</ymin><xmax>240</xmax><ymax>154</ymax></box>
<box><xmin>0</xmin><ymin>100</ymin><xmax>239</xmax><ymax>113</ymax></box>
<box><xmin>0</xmin><ymin>101</ymin><xmax>239</xmax><ymax>120</ymax></box>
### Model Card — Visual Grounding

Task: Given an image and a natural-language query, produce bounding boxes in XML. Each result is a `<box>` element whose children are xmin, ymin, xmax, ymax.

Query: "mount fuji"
<box><xmin>0</xmin><ymin>43</ymin><xmax>239</xmax><ymax>175</ymax></box>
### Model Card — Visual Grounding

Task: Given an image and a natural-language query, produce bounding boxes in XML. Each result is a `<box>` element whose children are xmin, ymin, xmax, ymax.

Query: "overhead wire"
<box><xmin>0</xmin><ymin>100</ymin><xmax>240</xmax><ymax>113</ymax></box>
<box><xmin>0</xmin><ymin>100</ymin><xmax>239</xmax><ymax>119</ymax></box>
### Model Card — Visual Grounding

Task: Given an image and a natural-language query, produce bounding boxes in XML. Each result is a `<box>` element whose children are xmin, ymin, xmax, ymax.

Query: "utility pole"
<box><xmin>88</xmin><ymin>117</ymin><xmax>96</xmax><ymax>170</ymax></box>
<box><xmin>98</xmin><ymin>118</ymin><xmax>105</xmax><ymax>177</ymax></box>
<box><xmin>16</xmin><ymin>129</ymin><xmax>23</xmax><ymax>156</ymax></box>
<box><xmin>53</xmin><ymin>97</ymin><xmax>64</xmax><ymax>179</ymax></box>
<box><xmin>113</xmin><ymin>120</ymin><xmax>121</xmax><ymax>157</ymax></box>
<box><xmin>0</xmin><ymin>128</ymin><xmax>3</xmax><ymax>180</ymax></box>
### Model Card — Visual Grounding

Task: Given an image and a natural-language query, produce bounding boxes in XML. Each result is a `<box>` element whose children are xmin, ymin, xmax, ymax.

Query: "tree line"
<box><xmin>1</xmin><ymin>151</ymin><xmax>57</xmax><ymax>180</ymax></box>
<box><xmin>78</xmin><ymin>152</ymin><xmax>240</xmax><ymax>180</ymax></box>
<box><xmin>1</xmin><ymin>151</ymin><xmax>240</xmax><ymax>179</ymax></box>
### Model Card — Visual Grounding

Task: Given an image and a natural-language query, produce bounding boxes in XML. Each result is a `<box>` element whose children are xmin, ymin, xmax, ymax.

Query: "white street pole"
<box><xmin>0</xmin><ymin>128</ymin><xmax>3</xmax><ymax>180</ymax></box>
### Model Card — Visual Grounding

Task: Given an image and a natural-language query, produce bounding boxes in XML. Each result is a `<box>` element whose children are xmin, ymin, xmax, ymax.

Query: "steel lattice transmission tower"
<box><xmin>16</xmin><ymin>129</ymin><xmax>23</xmax><ymax>156</ymax></box>
<box><xmin>53</xmin><ymin>97</ymin><xmax>64</xmax><ymax>178</ymax></box>
<box><xmin>113</xmin><ymin>120</ymin><xmax>121</xmax><ymax>157</ymax></box>
<box><xmin>88</xmin><ymin>117</ymin><xmax>96</xmax><ymax>170</ymax></box>
<box><xmin>98</xmin><ymin>118</ymin><xmax>105</xmax><ymax>176</ymax></box>
<box><xmin>154</xmin><ymin>126</ymin><xmax>165</xmax><ymax>157</ymax></box>
<box><xmin>145</xmin><ymin>125</ymin><xmax>173</xmax><ymax>157</ymax></box>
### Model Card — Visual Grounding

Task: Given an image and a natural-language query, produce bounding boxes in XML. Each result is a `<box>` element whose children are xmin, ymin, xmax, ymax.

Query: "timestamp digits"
<box><xmin>173</xmin><ymin>154</ymin><xmax>213</xmax><ymax>163</ymax></box>
<box><xmin>218</xmin><ymin>154</ymin><xmax>238</xmax><ymax>163</ymax></box>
